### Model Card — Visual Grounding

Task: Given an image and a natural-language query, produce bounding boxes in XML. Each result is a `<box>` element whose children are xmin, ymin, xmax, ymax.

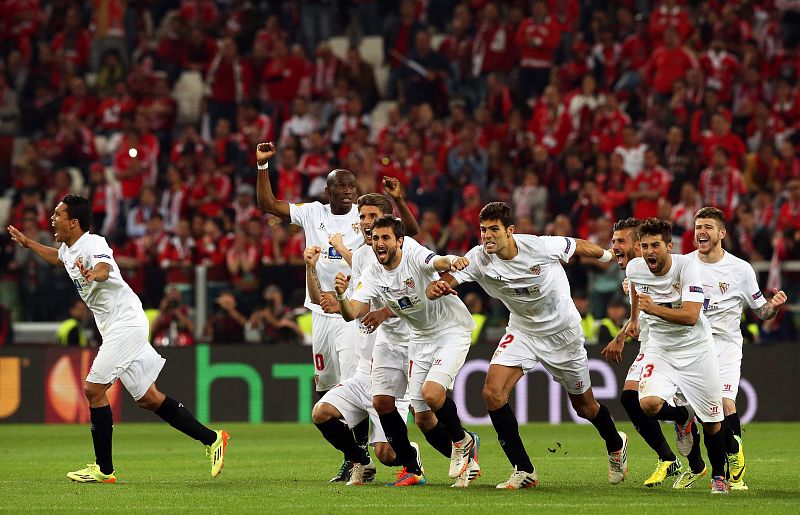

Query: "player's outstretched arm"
<box><xmin>77</xmin><ymin>260</ymin><xmax>110</xmax><ymax>283</ymax></box>
<box><xmin>303</xmin><ymin>245</ymin><xmax>322</xmax><ymax>305</ymax></box>
<box><xmin>361</xmin><ymin>307</ymin><xmax>396</xmax><ymax>333</ymax></box>
<box><xmin>334</xmin><ymin>272</ymin><xmax>369</xmax><ymax>321</ymax></box>
<box><xmin>383</xmin><ymin>176</ymin><xmax>420</xmax><ymax>237</ymax></box>
<box><xmin>255</xmin><ymin>142</ymin><xmax>292</xmax><ymax>220</ymax></box>
<box><xmin>6</xmin><ymin>225</ymin><xmax>62</xmax><ymax>266</ymax></box>
<box><xmin>426</xmin><ymin>275</ymin><xmax>459</xmax><ymax>300</ymax></box>
<box><xmin>432</xmin><ymin>255</ymin><xmax>469</xmax><ymax>272</ymax></box>
<box><xmin>756</xmin><ymin>289</ymin><xmax>788</xmax><ymax>320</ymax></box>
<box><xmin>575</xmin><ymin>238</ymin><xmax>613</xmax><ymax>262</ymax></box>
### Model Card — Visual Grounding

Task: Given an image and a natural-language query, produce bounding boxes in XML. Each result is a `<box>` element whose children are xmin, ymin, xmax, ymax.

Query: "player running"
<box><xmin>690</xmin><ymin>207</ymin><xmax>788</xmax><ymax>490</ymax></box>
<box><xmin>335</xmin><ymin>215</ymin><xmax>481</xmax><ymax>487</ymax></box>
<box><xmin>427</xmin><ymin>202</ymin><xmax>628</xmax><ymax>489</ymax></box>
<box><xmin>7</xmin><ymin>195</ymin><xmax>227</xmax><ymax>483</ymax></box>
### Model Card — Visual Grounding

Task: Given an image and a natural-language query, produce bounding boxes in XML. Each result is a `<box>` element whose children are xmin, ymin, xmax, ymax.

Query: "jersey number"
<box><xmin>499</xmin><ymin>334</ymin><xmax>514</xmax><ymax>348</ymax></box>
<box><xmin>642</xmin><ymin>364</ymin><xmax>655</xmax><ymax>378</ymax></box>
<box><xmin>314</xmin><ymin>353</ymin><xmax>325</xmax><ymax>371</ymax></box>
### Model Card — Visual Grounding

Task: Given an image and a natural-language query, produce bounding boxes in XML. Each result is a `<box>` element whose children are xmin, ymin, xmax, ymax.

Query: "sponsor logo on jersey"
<box><xmin>672</xmin><ymin>282</ymin><xmax>681</xmax><ymax>293</ymax></box>
<box><xmin>424</xmin><ymin>252</ymin><xmax>435</xmax><ymax>264</ymax></box>
<box><xmin>93</xmin><ymin>254</ymin><xmax>111</xmax><ymax>259</ymax></box>
<box><xmin>719</xmin><ymin>282</ymin><xmax>729</xmax><ymax>294</ymax></box>
<box><xmin>640</xmin><ymin>285</ymin><xmax>650</xmax><ymax>294</ymax></box>
<box><xmin>404</xmin><ymin>278</ymin><xmax>415</xmax><ymax>290</ymax></box>
<box><xmin>710</xmin><ymin>404</ymin><xmax>720</xmax><ymax>415</ymax></box>
<box><xmin>318</xmin><ymin>222</ymin><xmax>325</xmax><ymax>230</ymax></box>
<box><xmin>689</xmin><ymin>286</ymin><xmax>703</xmax><ymax>293</ymax></box>
<box><xmin>723</xmin><ymin>383</ymin><xmax>732</xmax><ymax>392</ymax></box>
<box><xmin>327</xmin><ymin>247</ymin><xmax>343</xmax><ymax>259</ymax></box>
<box><xmin>752</xmin><ymin>291</ymin><xmax>763</xmax><ymax>300</ymax></box>
<box><xmin>563</xmin><ymin>237</ymin><xmax>572</xmax><ymax>254</ymax></box>
<box><xmin>397</xmin><ymin>296</ymin><xmax>420</xmax><ymax>310</ymax></box>
<box><xmin>511</xmin><ymin>287</ymin><xmax>530</xmax><ymax>296</ymax></box>
<box><xmin>529</xmin><ymin>264</ymin><xmax>541</xmax><ymax>276</ymax></box>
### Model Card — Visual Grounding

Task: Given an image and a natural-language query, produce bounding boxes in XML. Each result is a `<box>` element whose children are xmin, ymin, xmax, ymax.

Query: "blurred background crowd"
<box><xmin>0</xmin><ymin>0</ymin><xmax>799</xmax><ymax>346</ymax></box>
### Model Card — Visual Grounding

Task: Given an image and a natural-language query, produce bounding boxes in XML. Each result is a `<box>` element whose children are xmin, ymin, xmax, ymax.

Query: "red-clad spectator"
<box><xmin>471</xmin><ymin>2</ymin><xmax>516</xmax><ymax>78</ymax></box>
<box><xmin>188</xmin><ymin>155</ymin><xmax>233</xmax><ymax>219</ymax></box>
<box><xmin>590</xmin><ymin>29</ymin><xmax>622</xmax><ymax>90</ymax></box>
<box><xmin>270</xmin><ymin>147</ymin><xmax>306</xmax><ymax>204</ymax></box>
<box><xmin>50</xmin><ymin>6</ymin><xmax>91</xmax><ymax>71</ymax></box>
<box><xmin>776</xmin><ymin>140</ymin><xmax>800</xmax><ymax>189</ymax></box>
<box><xmin>592</xmin><ymin>95</ymin><xmax>631</xmax><ymax>154</ymax></box>
<box><xmin>60</xmin><ymin>78</ymin><xmax>98</xmax><ymax>125</ymax></box>
<box><xmin>642</xmin><ymin>27</ymin><xmax>699</xmax><ymax>97</ymax></box>
<box><xmin>618</xmin><ymin>15</ymin><xmax>649</xmax><ymax>90</ymax></box>
<box><xmin>170</xmin><ymin>125</ymin><xmax>207</xmax><ymax>176</ymax></box>
<box><xmin>701</xmin><ymin>113</ymin><xmax>747</xmax><ymax>168</ymax></box>
<box><xmin>205</xmin><ymin>37</ymin><xmax>253</xmax><ymax>130</ymax></box>
<box><xmin>211</xmin><ymin>118</ymin><xmax>238</xmax><ymax>176</ymax></box>
<box><xmin>338</xmin><ymin>123</ymin><xmax>371</xmax><ymax>164</ymax></box>
<box><xmin>614</xmin><ymin>126</ymin><xmax>647</xmax><ymax>179</ymax></box>
<box><xmin>298</xmin><ymin>131</ymin><xmax>333</xmax><ymax>180</ymax></box>
<box><xmin>159</xmin><ymin>218</ymin><xmax>196</xmax><ymax>287</ymax></box>
<box><xmin>184</xmin><ymin>27</ymin><xmax>217</xmax><ymax>72</ymax></box>
<box><xmin>311</xmin><ymin>42</ymin><xmax>342</xmax><ymax>101</ymax></box>
<box><xmin>733</xmin><ymin>67</ymin><xmax>769</xmax><ymax>121</ymax></box>
<box><xmin>55</xmin><ymin>113</ymin><xmax>98</xmax><ymax>167</ymax></box>
<box><xmin>743</xmin><ymin>143</ymin><xmax>781</xmax><ymax>193</ymax></box>
<box><xmin>126</xmin><ymin>185</ymin><xmax>159</xmax><ymax>238</ymax></box>
<box><xmin>2</xmin><ymin>0</ymin><xmax>40</xmax><ymax>61</ymax></box>
<box><xmin>331</xmin><ymin>94</ymin><xmax>371</xmax><ymax>146</ymax></box>
<box><xmin>237</xmin><ymin>100</ymin><xmax>273</xmax><ymax>148</ymax></box>
<box><xmin>279</xmin><ymin>97</ymin><xmax>319</xmax><ymax>151</ymax></box>
<box><xmin>114</xmin><ymin>127</ymin><xmax>157</xmax><ymax>200</ymax></box>
<box><xmin>547</xmin><ymin>0</ymin><xmax>579</xmax><ymax>32</ymax></box>
<box><xmin>570</xmin><ymin>180</ymin><xmax>612</xmax><ymax>240</ymax></box>
<box><xmin>377</xmin><ymin>104</ymin><xmax>411</xmax><ymax>153</ymax></box>
<box><xmin>381</xmin><ymin>140</ymin><xmax>421</xmax><ymax>188</ymax></box>
<box><xmin>566</xmin><ymin>75</ymin><xmax>604</xmax><ymax>140</ymax></box>
<box><xmin>443</xmin><ymin>216</ymin><xmax>477</xmax><ymax>256</ymax></box>
<box><xmin>254</xmin><ymin>15</ymin><xmax>288</xmax><ymax>56</ymax></box>
<box><xmin>776</xmin><ymin>179</ymin><xmax>800</xmax><ymax>231</ymax></box>
<box><xmin>648</xmin><ymin>0</ymin><xmax>692</xmax><ymax>45</ymax></box>
<box><xmin>699</xmin><ymin>39</ymin><xmax>741</xmax><ymax>103</ymax></box>
<box><xmin>772</xmin><ymin>79</ymin><xmax>800</xmax><ymax>133</ymax></box>
<box><xmin>261</xmin><ymin>39</ymin><xmax>307</xmax><ymax>121</ymax></box>
<box><xmin>485</xmin><ymin>73</ymin><xmax>512</xmax><ymax>123</ymax></box>
<box><xmin>746</xmin><ymin>101</ymin><xmax>787</xmax><ymax>152</ymax></box>
<box><xmin>44</xmin><ymin>169</ymin><xmax>73</xmax><ymax>210</ymax></box>
<box><xmin>384</xmin><ymin>0</ymin><xmax>426</xmax><ymax>74</ymax></box>
<box><xmin>699</xmin><ymin>147</ymin><xmax>748</xmax><ymax>219</ymax></box>
<box><xmin>713</xmin><ymin>4</ymin><xmax>753</xmax><ymax>54</ymax></box>
<box><xmin>452</xmin><ymin>183</ymin><xmax>484</xmax><ymax>236</ymax></box>
<box><xmin>528</xmin><ymin>85</ymin><xmax>573</xmax><ymax>157</ymax></box>
<box><xmin>9</xmin><ymin>187</ymin><xmax>49</xmax><ymax>231</ymax></box>
<box><xmin>156</xmin><ymin>16</ymin><xmax>188</xmax><ymax>70</ymax></box>
<box><xmin>627</xmin><ymin>149</ymin><xmax>672</xmax><ymax>220</ymax></box>
<box><xmin>671</xmin><ymin>182</ymin><xmax>703</xmax><ymax>234</ymax></box>
<box><xmin>597</xmin><ymin>152</ymin><xmax>632</xmax><ymax>220</ymax></box>
<box><xmin>232</xmin><ymin>184</ymin><xmax>261</xmax><ymax>227</ymax></box>
<box><xmin>160</xmin><ymin>166</ymin><xmax>189</xmax><ymax>232</ymax></box>
<box><xmin>96</xmin><ymin>81</ymin><xmax>136</xmax><ymax>133</ymax></box>
<box><xmin>690</xmin><ymin>88</ymin><xmax>733</xmax><ymax>145</ymax></box>
<box><xmin>226</xmin><ymin>228</ymin><xmax>260</xmax><ymax>295</ymax></box>
<box><xmin>515</xmin><ymin>0</ymin><xmax>561</xmax><ymax>99</ymax></box>
<box><xmin>558</xmin><ymin>39</ymin><xmax>591</xmax><ymax>92</ymax></box>
<box><xmin>180</xmin><ymin>0</ymin><xmax>219</xmax><ymax>31</ymax></box>
<box><xmin>139</xmin><ymin>75</ymin><xmax>177</xmax><ymax>135</ymax></box>
<box><xmin>197</xmin><ymin>217</ymin><xmax>232</xmax><ymax>285</ymax></box>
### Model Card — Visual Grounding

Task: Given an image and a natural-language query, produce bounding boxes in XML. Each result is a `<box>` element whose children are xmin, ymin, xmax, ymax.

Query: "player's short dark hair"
<box><xmin>357</xmin><ymin>193</ymin><xmax>392</xmax><ymax>215</ymax></box>
<box><xmin>62</xmin><ymin>194</ymin><xmax>92</xmax><ymax>231</ymax></box>
<box><xmin>694</xmin><ymin>206</ymin><xmax>726</xmax><ymax>229</ymax></box>
<box><xmin>371</xmin><ymin>214</ymin><xmax>404</xmax><ymax>239</ymax></box>
<box><xmin>479</xmin><ymin>202</ymin><xmax>513</xmax><ymax>229</ymax></box>
<box><xmin>612</xmin><ymin>217</ymin><xmax>641</xmax><ymax>239</ymax></box>
<box><xmin>637</xmin><ymin>217</ymin><xmax>672</xmax><ymax>243</ymax></box>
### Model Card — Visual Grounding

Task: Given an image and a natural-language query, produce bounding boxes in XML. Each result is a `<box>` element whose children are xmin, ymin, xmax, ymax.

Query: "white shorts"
<box><xmin>638</xmin><ymin>341</ymin><xmax>724</xmax><ymax>423</ymax></box>
<box><xmin>715</xmin><ymin>338</ymin><xmax>743</xmax><ymax>401</ymax></box>
<box><xmin>86</xmin><ymin>325</ymin><xmax>165</xmax><ymax>401</ymax></box>
<box><xmin>371</xmin><ymin>338</ymin><xmax>409</xmax><ymax>398</ymax></box>
<box><xmin>625</xmin><ymin>352</ymin><xmax>646</xmax><ymax>383</ymax></box>
<box><xmin>319</xmin><ymin>374</ymin><xmax>411</xmax><ymax>445</ymax></box>
<box><xmin>312</xmin><ymin>312</ymin><xmax>359</xmax><ymax>391</ymax></box>
<box><xmin>408</xmin><ymin>329</ymin><xmax>471</xmax><ymax>412</ymax></box>
<box><xmin>491</xmin><ymin>325</ymin><xmax>591</xmax><ymax>395</ymax></box>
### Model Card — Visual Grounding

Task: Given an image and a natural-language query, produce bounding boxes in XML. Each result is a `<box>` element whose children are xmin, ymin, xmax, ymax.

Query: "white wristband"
<box><xmin>257</xmin><ymin>161</ymin><xmax>269</xmax><ymax>171</ymax></box>
<box><xmin>599</xmin><ymin>249</ymin><xmax>613</xmax><ymax>263</ymax></box>
<box><xmin>335</xmin><ymin>292</ymin><xmax>346</xmax><ymax>301</ymax></box>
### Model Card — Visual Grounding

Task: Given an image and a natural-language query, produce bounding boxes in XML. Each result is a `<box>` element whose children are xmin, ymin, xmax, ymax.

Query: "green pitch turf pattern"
<box><xmin>1</xmin><ymin>422</ymin><xmax>798</xmax><ymax>513</ymax></box>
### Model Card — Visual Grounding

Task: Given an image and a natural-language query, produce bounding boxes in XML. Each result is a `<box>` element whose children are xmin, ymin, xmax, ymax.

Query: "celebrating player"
<box><xmin>7</xmin><ymin>195</ymin><xmax>228</xmax><ymax>483</ymax></box>
<box><xmin>690</xmin><ymin>207</ymin><xmax>788</xmax><ymax>490</ymax></box>
<box><xmin>427</xmin><ymin>202</ymin><xmax>628</xmax><ymax>489</ymax></box>
<box><xmin>602</xmin><ymin>218</ymin><xmax>704</xmax><ymax>488</ymax></box>
<box><xmin>625</xmin><ymin>217</ymin><xmax>729</xmax><ymax>494</ymax></box>
<box><xmin>335</xmin><ymin>215</ymin><xmax>481</xmax><ymax>487</ymax></box>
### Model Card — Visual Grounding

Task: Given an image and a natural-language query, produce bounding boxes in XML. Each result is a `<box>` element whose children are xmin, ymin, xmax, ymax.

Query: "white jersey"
<box><xmin>351</xmin><ymin>241</ymin><xmax>414</xmax><ymax>347</ymax></box>
<box><xmin>58</xmin><ymin>232</ymin><xmax>148</xmax><ymax>337</ymax></box>
<box><xmin>452</xmin><ymin>234</ymin><xmax>580</xmax><ymax>337</ymax></box>
<box><xmin>290</xmin><ymin>202</ymin><xmax>362</xmax><ymax>315</ymax></box>
<box><xmin>352</xmin><ymin>243</ymin><xmax>475</xmax><ymax>340</ymax></box>
<box><xmin>689</xmin><ymin>250</ymin><xmax>767</xmax><ymax>346</ymax></box>
<box><xmin>626</xmin><ymin>254</ymin><xmax>711</xmax><ymax>353</ymax></box>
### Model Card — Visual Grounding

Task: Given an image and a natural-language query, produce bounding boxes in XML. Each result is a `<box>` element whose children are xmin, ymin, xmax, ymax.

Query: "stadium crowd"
<box><xmin>0</xmin><ymin>0</ymin><xmax>799</xmax><ymax>344</ymax></box>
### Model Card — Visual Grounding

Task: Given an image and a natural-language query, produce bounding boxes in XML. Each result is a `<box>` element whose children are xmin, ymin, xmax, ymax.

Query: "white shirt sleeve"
<box><xmin>681</xmin><ymin>260</ymin><xmax>706</xmax><ymax>304</ymax></box>
<box><xmin>409</xmin><ymin>243</ymin><xmax>439</xmax><ymax>275</ymax></box>
<box><xmin>742</xmin><ymin>265</ymin><xmax>768</xmax><ymax>310</ymax></box>
<box><xmin>289</xmin><ymin>201</ymin><xmax>318</xmax><ymax>228</ymax></box>
<box><xmin>89</xmin><ymin>235</ymin><xmax>116</xmax><ymax>268</ymax></box>
<box><xmin>351</xmin><ymin>268</ymin><xmax>379</xmax><ymax>306</ymax></box>
<box><xmin>542</xmin><ymin>236</ymin><xmax>577</xmax><ymax>262</ymax></box>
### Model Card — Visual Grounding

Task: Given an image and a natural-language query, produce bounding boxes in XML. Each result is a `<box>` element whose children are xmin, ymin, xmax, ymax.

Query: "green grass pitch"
<box><xmin>1</xmin><ymin>422</ymin><xmax>798</xmax><ymax>513</ymax></box>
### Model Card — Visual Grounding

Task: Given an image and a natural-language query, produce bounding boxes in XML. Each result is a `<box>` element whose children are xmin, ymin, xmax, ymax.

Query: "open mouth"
<box><xmin>376</xmin><ymin>248</ymin><xmax>388</xmax><ymax>258</ymax></box>
<box><xmin>342</xmin><ymin>197</ymin><xmax>352</xmax><ymax>204</ymax></box>
<box><xmin>697</xmin><ymin>236</ymin><xmax>709</xmax><ymax>246</ymax></box>
<box><xmin>484</xmin><ymin>241</ymin><xmax>495</xmax><ymax>250</ymax></box>
<box><xmin>646</xmin><ymin>256</ymin><xmax>658</xmax><ymax>269</ymax></box>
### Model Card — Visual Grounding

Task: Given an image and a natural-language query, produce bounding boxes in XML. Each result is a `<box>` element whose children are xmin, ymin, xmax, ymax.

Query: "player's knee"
<box><xmin>421</xmin><ymin>383</ymin><xmax>444</xmax><ymax>411</ymax></box>
<box><xmin>702</xmin><ymin>421</ymin><xmax>721</xmax><ymax>435</ymax></box>
<box><xmin>482</xmin><ymin>382</ymin><xmax>506</xmax><ymax>411</ymax></box>
<box><xmin>311</xmin><ymin>402</ymin><xmax>334</xmax><ymax>424</ymax></box>
<box><xmin>414</xmin><ymin>410</ymin><xmax>436</xmax><ymax>432</ymax></box>
<box><xmin>639</xmin><ymin>397</ymin><xmax>663</xmax><ymax>418</ymax></box>
<box><xmin>83</xmin><ymin>383</ymin><xmax>104</xmax><ymax>404</ymax></box>
<box><xmin>374</xmin><ymin>443</ymin><xmax>395</xmax><ymax>465</ymax></box>
<box><xmin>573</xmin><ymin>400</ymin><xmax>599</xmax><ymax>420</ymax></box>
<box><xmin>372</xmin><ymin>395</ymin><xmax>395</xmax><ymax>416</ymax></box>
<box><xmin>136</xmin><ymin>396</ymin><xmax>161</xmax><ymax>411</ymax></box>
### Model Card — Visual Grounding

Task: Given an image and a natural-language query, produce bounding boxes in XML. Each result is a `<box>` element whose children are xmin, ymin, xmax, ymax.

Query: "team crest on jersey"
<box><xmin>719</xmin><ymin>282</ymin><xmax>729</xmax><ymax>294</ymax></box>
<box><xmin>529</xmin><ymin>264</ymin><xmax>541</xmax><ymax>276</ymax></box>
<box><xmin>672</xmin><ymin>282</ymin><xmax>681</xmax><ymax>293</ymax></box>
<box><xmin>404</xmin><ymin>277</ymin><xmax>415</xmax><ymax>290</ymax></box>
<box><xmin>352</xmin><ymin>223</ymin><xmax>359</xmax><ymax>234</ymax></box>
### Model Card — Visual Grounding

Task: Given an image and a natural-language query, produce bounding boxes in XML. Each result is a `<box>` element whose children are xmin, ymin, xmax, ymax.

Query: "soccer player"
<box><xmin>255</xmin><ymin>142</ymin><xmax>417</xmax><ymax>481</ymax></box>
<box><xmin>625</xmin><ymin>217</ymin><xmax>729</xmax><ymax>494</ymax></box>
<box><xmin>427</xmin><ymin>202</ymin><xmax>628</xmax><ymax>489</ymax></box>
<box><xmin>690</xmin><ymin>206</ymin><xmax>788</xmax><ymax>490</ymax></box>
<box><xmin>334</xmin><ymin>215</ymin><xmax>480</xmax><ymax>487</ymax></box>
<box><xmin>602</xmin><ymin>218</ymin><xmax>704</xmax><ymax>488</ymax></box>
<box><xmin>6</xmin><ymin>195</ymin><xmax>228</xmax><ymax>483</ymax></box>
<box><xmin>308</xmin><ymin>193</ymin><xmax>413</xmax><ymax>485</ymax></box>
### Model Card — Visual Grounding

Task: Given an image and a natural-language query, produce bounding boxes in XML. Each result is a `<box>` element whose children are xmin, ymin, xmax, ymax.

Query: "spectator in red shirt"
<box><xmin>642</xmin><ymin>27</ymin><xmax>699</xmax><ymax>97</ymax></box>
<box><xmin>776</xmin><ymin>179</ymin><xmax>800</xmax><ymax>232</ymax></box>
<box><xmin>159</xmin><ymin>217</ymin><xmax>197</xmax><ymax>290</ymax></box>
<box><xmin>690</xmin><ymin>88</ymin><xmax>732</xmax><ymax>145</ymax></box>
<box><xmin>702</xmin><ymin>113</ymin><xmax>747</xmax><ymax>168</ymax></box>
<box><xmin>205</xmin><ymin>37</ymin><xmax>253</xmax><ymax>136</ymax></box>
<box><xmin>472</xmin><ymin>1</ymin><xmax>516</xmax><ymax>85</ymax></box>
<box><xmin>776</xmin><ymin>139</ymin><xmax>800</xmax><ymax>191</ymax></box>
<box><xmin>699</xmin><ymin>38</ymin><xmax>741</xmax><ymax>103</ymax></box>
<box><xmin>699</xmin><ymin>147</ymin><xmax>748</xmax><ymax>220</ymax></box>
<box><xmin>648</xmin><ymin>0</ymin><xmax>692</xmax><ymax>46</ymax></box>
<box><xmin>61</xmin><ymin>77</ymin><xmax>98</xmax><ymax>126</ymax></box>
<box><xmin>96</xmin><ymin>81</ymin><xmax>136</xmax><ymax>135</ymax></box>
<box><xmin>515</xmin><ymin>0</ymin><xmax>561</xmax><ymax>100</ymax></box>
<box><xmin>627</xmin><ymin>149</ymin><xmax>672</xmax><ymax>220</ymax></box>
<box><xmin>616</xmin><ymin>14</ymin><xmax>649</xmax><ymax>93</ymax></box>
<box><xmin>384</xmin><ymin>0</ymin><xmax>426</xmax><ymax>99</ymax></box>
<box><xmin>50</xmin><ymin>6</ymin><xmax>91</xmax><ymax>71</ymax></box>
<box><xmin>529</xmin><ymin>85</ymin><xmax>573</xmax><ymax>157</ymax></box>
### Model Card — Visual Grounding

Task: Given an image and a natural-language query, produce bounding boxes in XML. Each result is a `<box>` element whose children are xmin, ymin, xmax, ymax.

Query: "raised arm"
<box><xmin>755</xmin><ymin>289</ymin><xmax>788</xmax><ymax>320</ymax></box>
<box><xmin>304</xmin><ymin>245</ymin><xmax>323</xmax><ymax>305</ymax></box>
<box><xmin>383</xmin><ymin>176</ymin><xmax>420</xmax><ymax>237</ymax></box>
<box><xmin>575</xmin><ymin>238</ymin><xmax>613</xmax><ymax>262</ymax></box>
<box><xmin>6</xmin><ymin>225</ymin><xmax>62</xmax><ymax>266</ymax></box>
<box><xmin>255</xmin><ymin>142</ymin><xmax>292</xmax><ymax>220</ymax></box>
<box><xmin>334</xmin><ymin>272</ymin><xmax>370</xmax><ymax>322</ymax></box>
